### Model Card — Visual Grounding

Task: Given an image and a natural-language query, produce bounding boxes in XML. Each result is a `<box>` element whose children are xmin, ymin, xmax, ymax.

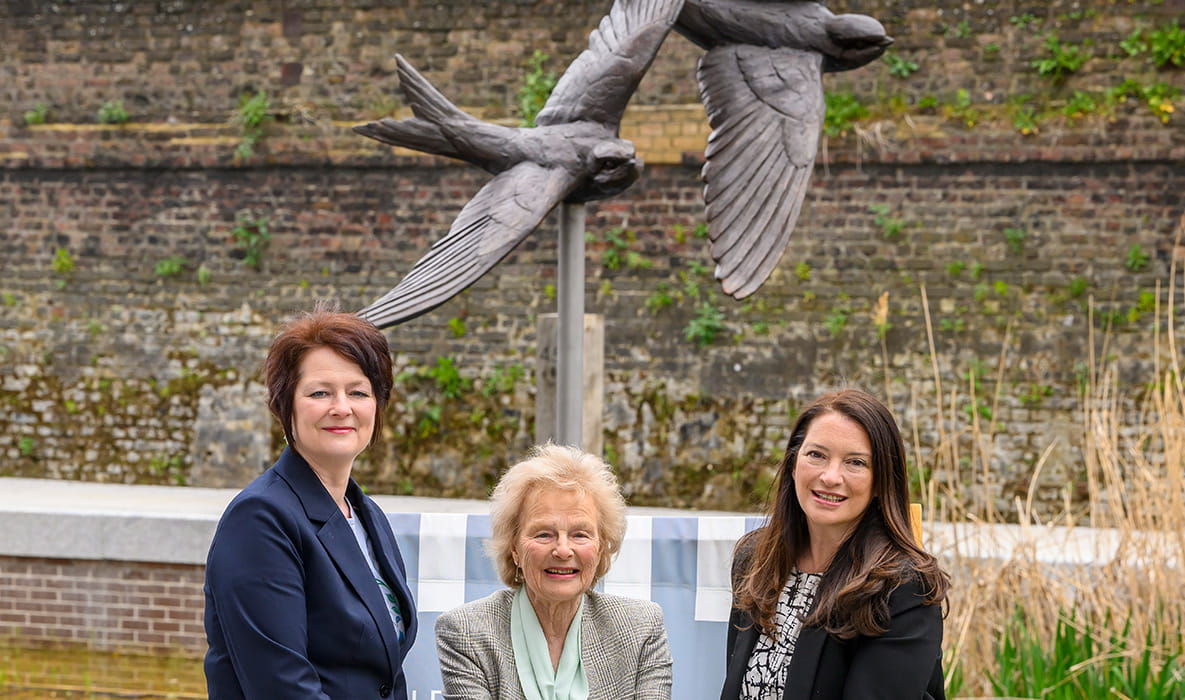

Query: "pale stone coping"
<box><xmin>0</xmin><ymin>477</ymin><xmax>741</xmax><ymax>566</ymax></box>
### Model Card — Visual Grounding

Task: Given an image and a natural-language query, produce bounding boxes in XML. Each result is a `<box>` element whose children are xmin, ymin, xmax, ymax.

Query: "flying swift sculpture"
<box><xmin>353</xmin><ymin>0</ymin><xmax>684</xmax><ymax>328</ymax></box>
<box><xmin>353</xmin><ymin>0</ymin><xmax>892</xmax><ymax>326</ymax></box>
<box><xmin>674</xmin><ymin>0</ymin><xmax>894</xmax><ymax>299</ymax></box>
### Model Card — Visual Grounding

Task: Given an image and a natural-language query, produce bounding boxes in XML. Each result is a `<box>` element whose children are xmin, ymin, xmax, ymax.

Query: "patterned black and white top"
<box><xmin>740</xmin><ymin>570</ymin><xmax>823</xmax><ymax>700</ymax></box>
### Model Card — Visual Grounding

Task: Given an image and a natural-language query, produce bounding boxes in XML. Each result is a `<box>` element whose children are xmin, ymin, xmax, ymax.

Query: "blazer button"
<box><xmin>378</xmin><ymin>682</ymin><xmax>392</xmax><ymax>697</ymax></box>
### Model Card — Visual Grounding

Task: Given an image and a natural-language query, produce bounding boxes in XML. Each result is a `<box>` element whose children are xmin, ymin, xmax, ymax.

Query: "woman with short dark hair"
<box><xmin>204</xmin><ymin>308</ymin><xmax>416</xmax><ymax>699</ymax></box>
<box><xmin>720</xmin><ymin>389</ymin><xmax>949</xmax><ymax>700</ymax></box>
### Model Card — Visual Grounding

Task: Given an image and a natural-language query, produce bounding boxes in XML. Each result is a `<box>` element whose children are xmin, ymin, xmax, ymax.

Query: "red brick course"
<box><xmin>0</xmin><ymin>556</ymin><xmax>205</xmax><ymax>656</ymax></box>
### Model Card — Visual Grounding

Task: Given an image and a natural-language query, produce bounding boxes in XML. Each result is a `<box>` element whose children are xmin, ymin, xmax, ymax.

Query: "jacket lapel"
<box><xmin>579</xmin><ymin>595</ymin><xmax>610</xmax><ymax>699</ymax></box>
<box><xmin>274</xmin><ymin>449</ymin><xmax>405</xmax><ymax>678</ymax></box>
<box><xmin>352</xmin><ymin>485</ymin><xmax>418</xmax><ymax>655</ymax></box>
<box><xmin>783</xmin><ymin>625</ymin><xmax>826</xmax><ymax>699</ymax></box>
<box><xmin>720</xmin><ymin>621</ymin><xmax>759</xmax><ymax>699</ymax></box>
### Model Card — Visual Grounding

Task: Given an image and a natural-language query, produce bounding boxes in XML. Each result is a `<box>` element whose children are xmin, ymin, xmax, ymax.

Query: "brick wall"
<box><xmin>0</xmin><ymin>556</ymin><xmax>205</xmax><ymax>655</ymax></box>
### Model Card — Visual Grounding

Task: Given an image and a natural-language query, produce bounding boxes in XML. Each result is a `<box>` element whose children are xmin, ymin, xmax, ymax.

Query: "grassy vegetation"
<box><xmin>914</xmin><ymin>227</ymin><xmax>1185</xmax><ymax>695</ymax></box>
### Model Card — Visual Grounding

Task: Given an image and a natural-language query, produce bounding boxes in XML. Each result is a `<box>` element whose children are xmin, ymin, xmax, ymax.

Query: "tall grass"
<box><xmin>914</xmin><ymin>219</ymin><xmax>1185</xmax><ymax>696</ymax></box>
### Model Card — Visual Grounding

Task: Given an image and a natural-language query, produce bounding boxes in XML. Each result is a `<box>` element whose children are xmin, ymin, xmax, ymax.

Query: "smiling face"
<box><xmin>290</xmin><ymin>346</ymin><xmax>376</xmax><ymax>473</ymax></box>
<box><xmin>513</xmin><ymin>487</ymin><xmax>601</xmax><ymax>608</ymax></box>
<box><xmin>793</xmin><ymin>411</ymin><xmax>875</xmax><ymax>544</ymax></box>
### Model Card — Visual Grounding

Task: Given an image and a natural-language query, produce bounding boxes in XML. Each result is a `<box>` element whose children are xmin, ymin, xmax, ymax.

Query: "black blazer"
<box><xmin>719</xmin><ymin>537</ymin><xmax>945</xmax><ymax>700</ymax></box>
<box><xmin>204</xmin><ymin>447</ymin><xmax>418</xmax><ymax>699</ymax></box>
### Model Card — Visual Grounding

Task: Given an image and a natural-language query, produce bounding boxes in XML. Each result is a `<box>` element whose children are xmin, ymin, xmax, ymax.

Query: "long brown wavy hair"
<box><xmin>734</xmin><ymin>389</ymin><xmax>949</xmax><ymax>640</ymax></box>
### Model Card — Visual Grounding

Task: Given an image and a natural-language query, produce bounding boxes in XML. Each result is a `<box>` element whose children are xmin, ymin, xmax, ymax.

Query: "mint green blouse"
<box><xmin>510</xmin><ymin>585</ymin><xmax>590</xmax><ymax>700</ymax></box>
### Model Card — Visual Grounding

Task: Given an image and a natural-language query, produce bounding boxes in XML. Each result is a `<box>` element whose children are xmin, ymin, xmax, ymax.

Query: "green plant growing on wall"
<box><xmin>1068</xmin><ymin>276</ymin><xmax>1089</xmax><ymax>298</ymax></box>
<box><xmin>824</xmin><ymin>295</ymin><xmax>852</xmax><ymax>337</ymax></box>
<box><xmin>426</xmin><ymin>356</ymin><xmax>470</xmax><ymax>399</ymax></box>
<box><xmin>1032</xmin><ymin>34</ymin><xmax>1090</xmax><ymax>83</ymax></box>
<box><xmin>949</xmin><ymin>20</ymin><xmax>971</xmax><ymax>39</ymax></box>
<box><xmin>234</xmin><ymin>90</ymin><xmax>271</xmax><ymax>161</ymax></box>
<box><xmin>1010</xmin><ymin>14</ymin><xmax>1040</xmax><ymax>31</ymax></box>
<box><xmin>823</xmin><ymin>92</ymin><xmax>868</xmax><ymax>137</ymax></box>
<box><xmin>597</xmin><ymin>227</ymin><xmax>651</xmax><ymax>272</ymax></box>
<box><xmin>97</xmin><ymin>99</ymin><xmax>129</xmax><ymax>124</ymax></box>
<box><xmin>962</xmin><ymin>361</ymin><xmax>992</xmax><ymax>421</ymax></box>
<box><xmin>869</xmin><ymin>204</ymin><xmax>906</xmax><ymax>239</ymax></box>
<box><xmin>1062</xmin><ymin>90</ymin><xmax>1099</xmax><ymax>123</ymax></box>
<box><xmin>517</xmin><ymin>50</ymin><xmax>558</xmax><ymax>128</ymax></box>
<box><xmin>824</xmin><ymin>308</ymin><xmax>848</xmax><ymax>336</ymax></box>
<box><xmin>17</xmin><ymin>436</ymin><xmax>35</xmax><ymax>457</ymax></box>
<box><xmin>946</xmin><ymin>261</ymin><xmax>965</xmax><ymax>277</ymax></box>
<box><xmin>231</xmin><ymin>213</ymin><xmax>272</xmax><ymax>269</ymax></box>
<box><xmin>645</xmin><ymin>282</ymin><xmax>674</xmax><ymax>314</ymax></box>
<box><xmin>883</xmin><ymin>52</ymin><xmax>919</xmax><ymax>78</ymax></box>
<box><xmin>1018</xmin><ymin>383</ymin><xmax>1053</xmax><ymax>408</ymax></box>
<box><xmin>147</xmin><ymin>454</ymin><xmax>187</xmax><ymax>486</ymax></box>
<box><xmin>795</xmin><ymin>261</ymin><xmax>811</xmax><ymax>281</ymax></box>
<box><xmin>1126</xmin><ymin>290</ymin><xmax>1157</xmax><ymax>324</ymax></box>
<box><xmin>52</xmin><ymin>247</ymin><xmax>74</xmax><ymax>289</ymax></box>
<box><xmin>1060</xmin><ymin>9</ymin><xmax>1098</xmax><ymax>22</ymax></box>
<box><xmin>974</xmin><ymin>282</ymin><xmax>991</xmax><ymax>303</ymax></box>
<box><xmin>1003</xmin><ymin>227</ymin><xmax>1026</xmax><ymax>255</ymax></box>
<box><xmin>1120</xmin><ymin>29</ymin><xmax>1147</xmax><ymax>58</ymax></box>
<box><xmin>481</xmin><ymin>362</ymin><xmax>526</xmax><ymax>398</ymax></box>
<box><xmin>1136</xmin><ymin>82</ymin><xmax>1179</xmax><ymax>123</ymax></box>
<box><xmin>1</xmin><ymin>292</ymin><xmax>16</xmax><ymax>306</ymax></box>
<box><xmin>154</xmin><ymin>256</ymin><xmax>188</xmax><ymax>278</ymax></box>
<box><xmin>1125</xmin><ymin>244</ymin><xmax>1150</xmax><ymax>272</ymax></box>
<box><xmin>197</xmin><ymin>264</ymin><xmax>212</xmax><ymax>286</ymax></box>
<box><xmin>24</xmin><ymin>102</ymin><xmax>49</xmax><ymax>126</ymax></box>
<box><xmin>1148</xmin><ymin>21</ymin><xmax>1185</xmax><ymax>68</ymax></box>
<box><xmin>685</xmin><ymin>300</ymin><xmax>727</xmax><ymax>348</ymax></box>
<box><xmin>1008</xmin><ymin>96</ymin><xmax>1040</xmax><ymax>135</ymax></box>
<box><xmin>447</xmin><ymin>317</ymin><xmax>466</xmax><ymax>338</ymax></box>
<box><xmin>943</xmin><ymin>88</ymin><xmax>980</xmax><ymax>128</ymax></box>
<box><xmin>970</xmin><ymin>262</ymin><xmax>985</xmax><ymax>279</ymax></box>
<box><xmin>938</xmin><ymin>317</ymin><xmax>966</xmax><ymax>333</ymax></box>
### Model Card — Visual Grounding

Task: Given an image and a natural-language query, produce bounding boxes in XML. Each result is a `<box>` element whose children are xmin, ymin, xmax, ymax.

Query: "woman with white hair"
<box><xmin>435</xmin><ymin>444</ymin><xmax>672</xmax><ymax>699</ymax></box>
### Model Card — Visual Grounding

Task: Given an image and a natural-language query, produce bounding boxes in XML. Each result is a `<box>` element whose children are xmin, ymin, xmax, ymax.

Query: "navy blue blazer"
<box><xmin>719</xmin><ymin>534</ymin><xmax>945</xmax><ymax>699</ymax></box>
<box><xmin>204</xmin><ymin>447</ymin><xmax>417</xmax><ymax>699</ymax></box>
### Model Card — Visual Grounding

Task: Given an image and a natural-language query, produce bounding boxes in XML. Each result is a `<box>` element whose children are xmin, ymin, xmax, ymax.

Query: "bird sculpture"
<box><xmin>674</xmin><ymin>0</ymin><xmax>893</xmax><ymax>299</ymax></box>
<box><xmin>353</xmin><ymin>0</ymin><xmax>684</xmax><ymax>327</ymax></box>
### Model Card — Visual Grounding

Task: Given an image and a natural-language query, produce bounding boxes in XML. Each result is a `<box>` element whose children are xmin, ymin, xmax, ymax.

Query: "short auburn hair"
<box><xmin>263</xmin><ymin>308</ymin><xmax>393</xmax><ymax>449</ymax></box>
<box><xmin>487</xmin><ymin>444</ymin><xmax>627</xmax><ymax>588</ymax></box>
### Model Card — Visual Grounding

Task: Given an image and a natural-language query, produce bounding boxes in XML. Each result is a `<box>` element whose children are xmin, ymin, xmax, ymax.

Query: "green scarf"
<box><xmin>510</xmin><ymin>586</ymin><xmax>589</xmax><ymax>700</ymax></box>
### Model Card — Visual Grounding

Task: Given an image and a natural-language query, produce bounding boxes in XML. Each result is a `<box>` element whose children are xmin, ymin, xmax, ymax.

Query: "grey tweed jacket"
<box><xmin>435</xmin><ymin>588</ymin><xmax>673</xmax><ymax>700</ymax></box>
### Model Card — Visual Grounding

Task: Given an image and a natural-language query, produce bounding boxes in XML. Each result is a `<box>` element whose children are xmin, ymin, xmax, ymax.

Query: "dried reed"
<box><xmin>915</xmin><ymin>221</ymin><xmax>1185</xmax><ymax>696</ymax></box>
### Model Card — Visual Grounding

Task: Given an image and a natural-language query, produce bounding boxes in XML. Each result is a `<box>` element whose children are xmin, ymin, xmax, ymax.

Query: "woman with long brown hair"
<box><xmin>719</xmin><ymin>389</ymin><xmax>949</xmax><ymax>699</ymax></box>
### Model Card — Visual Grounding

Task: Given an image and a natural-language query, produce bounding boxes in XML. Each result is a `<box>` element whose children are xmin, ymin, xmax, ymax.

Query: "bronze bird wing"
<box><xmin>535</xmin><ymin>0</ymin><xmax>684</xmax><ymax>129</ymax></box>
<box><xmin>698</xmin><ymin>45</ymin><xmax>824</xmax><ymax>299</ymax></box>
<box><xmin>357</xmin><ymin>163</ymin><xmax>577</xmax><ymax>327</ymax></box>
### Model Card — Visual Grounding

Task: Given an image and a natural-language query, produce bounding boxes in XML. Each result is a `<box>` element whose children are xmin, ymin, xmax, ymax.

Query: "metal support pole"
<box><xmin>556</xmin><ymin>202</ymin><xmax>585</xmax><ymax>447</ymax></box>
